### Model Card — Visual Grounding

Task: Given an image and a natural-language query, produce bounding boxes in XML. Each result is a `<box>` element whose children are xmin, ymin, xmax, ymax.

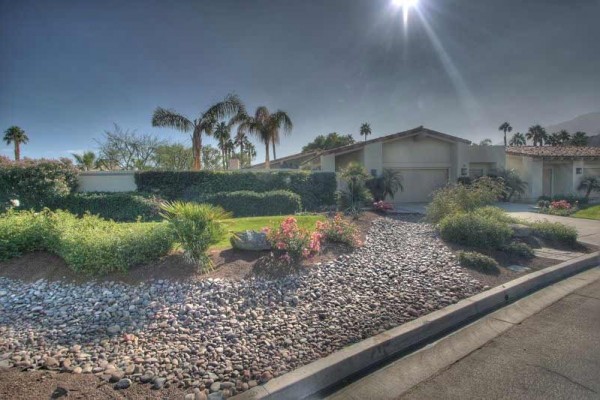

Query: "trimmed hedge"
<box><xmin>440</xmin><ymin>212</ymin><xmax>512</xmax><ymax>249</ymax></box>
<box><xmin>0</xmin><ymin>158</ymin><xmax>78</xmax><ymax>209</ymax></box>
<box><xmin>0</xmin><ymin>210</ymin><xmax>174</xmax><ymax>274</ymax></box>
<box><xmin>530</xmin><ymin>221</ymin><xmax>578</xmax><ymax>246</ymax></box>
<box><xmin>134</xmin><ymin>170</ymin><xmax>336</xmax><ymax>211</ymax></box>
<box><xmin>201</xmin><ymin>190</ymin><xmax>302</xmax><ymax>217</ymax></box>
<box><xmin>458</xmin><ymin>251</ymin><xmax>500</xmax><ymax>273</ymax></box>
<box><xmin>44</xmin><ymin>192</ymin><xmax>161</xmax><ymax>222</ymax></box>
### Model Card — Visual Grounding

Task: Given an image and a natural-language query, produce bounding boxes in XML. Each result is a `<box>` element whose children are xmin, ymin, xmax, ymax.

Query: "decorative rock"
<box><xmin>152</xmin><ymin>377</ymin><xmax>167</xmax><ymax>390</ymax></box>
<box><xmin>107</xmin><ymin>325</ymin><xmax>121</xmax><ymax>334</ymax></box>
<box><xmin>114</xmin><ymin>378</ymin><xmax>132</xmax><ymax>390</ymax></box>
<box><xmin>230</xmin><ymin>231</ymin><xmax>271</xmax><ymax>251</ymax></box>
<box><xmin>510</xmin><ymin>223</ymin><xmax>532</xmax><ymax>238</ymax></box>
<box><xmin>43</xmin><ymin>357</ymin><xmax>59</xmax><ymax>369</ymax></box>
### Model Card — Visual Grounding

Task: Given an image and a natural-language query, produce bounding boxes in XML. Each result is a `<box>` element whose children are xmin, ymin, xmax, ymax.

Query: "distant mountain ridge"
<box><xmin>546</xmin><ymin>111</ymin><xmax>600</xmax><ymax>146</ymax></box>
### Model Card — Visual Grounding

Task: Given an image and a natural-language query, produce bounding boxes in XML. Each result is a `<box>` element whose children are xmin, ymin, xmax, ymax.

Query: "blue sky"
<box><xmin>1</xmin><ymin>0</ymin><xmax>599</xmax><ymax>162</ymax></box>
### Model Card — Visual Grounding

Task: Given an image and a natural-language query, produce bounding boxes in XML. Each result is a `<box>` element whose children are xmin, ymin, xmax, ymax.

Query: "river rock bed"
<box><xmin>0</xmin><ymin>216</ymin><xmax>483</xmax><ymax>398</ymax></box>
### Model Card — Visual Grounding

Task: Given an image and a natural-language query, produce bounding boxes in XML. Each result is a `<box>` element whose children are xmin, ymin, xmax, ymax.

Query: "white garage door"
<box><xmin>389</xmin><ymin>168</ymin><xmax>449</xmax><ymax>203</ymax></box>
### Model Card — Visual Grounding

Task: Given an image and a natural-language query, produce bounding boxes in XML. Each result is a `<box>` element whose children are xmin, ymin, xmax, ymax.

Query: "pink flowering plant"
<box><xmin>316</xmin><ymin>213</ymin><xmax>362</xmax><ymax>247</ymax></box>
<box><xmin>264</xmin><ymin>217</ymin><xmax>322</xmax><ymax>264</ymax></box>
<box><xmin>373</xmin><ymin>201</ymin><xmax>394</xmax><ymax>212</ymax></box>
<box><xmin>549</xmin><ymin>200</ymin><xmax>572</xmax><ymax>210</ymax></box>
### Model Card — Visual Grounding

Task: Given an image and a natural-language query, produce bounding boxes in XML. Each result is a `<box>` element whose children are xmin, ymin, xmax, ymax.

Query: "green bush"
<box><xmin>501</xmin><ymin>242</ymin><xmax>535</xmax><ymax>258</ymax></box>
<box><xmin>440</xmin><ymin>212</ymin><xmax>512</xmax><ymax>249</ymax></box>
<box><xmin>201</xmin><ymin>190</ymin><xmax>302</xmax><ymax>217</ymax></box>
<box><xmin>336</xmin><ymin>163</ymin><xmax>373</xmax><ymax>214</ymax></box>
<box><xmin>44</xmin><ymin>192</ymin><xmax>161</xmax><ymax>222</ymax></box>
<box><xmin>473</xmin><ymin>206</ymin><xmax>518</xmax><ymax>224</ymax></box>
<box><xmin>426</xmin><ymin>177</ymin><xmax>504</xmax><ymax>223</ymax></box>
<box><xmin>0</xmin><ymin>158</ymin><xmax>78</xmax><ymax>209</ymax></box>
<box><xmin>0</xmin><ymin>210</ymin><xmax>174</xmax><ymax>274</ymax></box>
<box><xmin>458</xmin><ymin>251</ymin><xmax>500</xmax><ymax>273</ymax></box>
<box><xmin>530</xmin><ymin>221</ymin><xmax>578</xmax><ymax>246</ymax></box>
<box><xmin>134</xmin><ymin>170</ymin><xmax>336</xmax><ymax>211</ymax></box>
<box><xmin>160</xmin><ymin>202</ymin><xmax>229</xmax><ymax>272</ymax></box>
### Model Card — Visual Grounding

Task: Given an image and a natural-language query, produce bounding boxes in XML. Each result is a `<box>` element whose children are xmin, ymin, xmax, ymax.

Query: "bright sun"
<box><xmin>392</xmin><ymin>0</ymin><xmax>419</xmax><ymax>8</ymax></box>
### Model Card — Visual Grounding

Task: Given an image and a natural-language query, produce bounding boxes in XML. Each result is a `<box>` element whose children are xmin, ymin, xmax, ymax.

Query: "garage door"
<box><xmin>389</xmin><ymin>168</ymin><xmax>449</xmax><ymax>203</ymax></box>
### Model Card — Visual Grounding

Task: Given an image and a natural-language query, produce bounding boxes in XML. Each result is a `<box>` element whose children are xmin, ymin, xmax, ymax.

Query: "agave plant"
<box><xmin>159</xmin><ymin>201</ymin><xmax>231</xmax><ymax>272</ymax></box>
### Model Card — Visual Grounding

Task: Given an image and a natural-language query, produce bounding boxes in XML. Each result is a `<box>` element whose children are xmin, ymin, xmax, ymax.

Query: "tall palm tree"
<box><xmin>237</xmin><ymin>107</ymin><xmax>292</xmax><ymax>169</ymax></box>
<box><xmin>213</xmin><ymin>122</ymin><xmax>231</xmax><ymax>169</ymax></box>
<box><xmin>243</xmin><ymin>139</ymin><xmax>256</xmax><ymax>166</ymax></box>
<box><xmin>571</xmin><ymin>131</ymin><xmax>588</xmax><ymax>146</ymax></box>
<box><xmin>224</xmin><ymin>139</ymin><xmax>235</xmax><ymax>167</ymax></box>
<box><xmin>234</xmin><ymin>129</ymin><xmax>248</xmax><ymax>166</ymax></box>
<box><xmin>509</xmin><ymin>132</ymin><xmax>526</xmax><ymax>146</ymax></box>
<box><xmin>72</xmin><ymin>151</ymin><xmax>97</xmax><ymax>171</ymax></box>
<box><xmin>546</xmin><ymin>132</ymin><xmax>561</xmax><ymax>146</ymax></box>
<box><xmin>526</xmin><ymin>125</ymin><xmax>547</xmax><ymax>147</ymax></box>
<box><xmin>151</xmin><ymin>94</ymin><xmax>244</xmax><ymax>170</ymax></box>
<box><xmin>3</xmin><ymin>126</ymin><xmax>29</xmax><ymax>161</ymax></box>
<box><xmin>558</xmin><ymin>129</ymin><xmax>571</xmax><ymax>144</ymax></box>
<box><xmin>498</xmin><ymin>122</ymin><xmax>512</xmax><ymax>147</ymax></box>
<box><xmin>360</xmin><ymin>123</ymin><xmax>372</xmax><ymax>142</ymax></box>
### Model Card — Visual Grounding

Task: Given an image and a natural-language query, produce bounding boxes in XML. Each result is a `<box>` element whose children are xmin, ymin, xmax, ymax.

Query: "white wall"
<box><xmin>382</xmin><ymin>136</ymin><xmax>452</xmax><ymax>167</ymax></box>
<box><xmin>77</xmin><ymin>171</ymin><xmax>137</xmax><ymax>192</ymax></box>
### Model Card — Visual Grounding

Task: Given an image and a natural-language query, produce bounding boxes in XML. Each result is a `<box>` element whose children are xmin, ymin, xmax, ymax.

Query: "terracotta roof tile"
<box><xmin>506</xmin><ymin>146</ymin><xmax>600</xmax><ymax>158</ymax></box>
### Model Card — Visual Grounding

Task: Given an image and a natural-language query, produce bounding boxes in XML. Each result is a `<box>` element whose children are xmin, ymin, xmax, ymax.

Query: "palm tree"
<box><xmin>360</xmin><ymin>123</ymin><xmax>372</xmax><ymax>142</ymax></box>
<box><xmin>479</xmin><ymin>138</ymin><xmax>493</xmax><ymax>146</ymax></box>
<box><xmin>496</xmin><ymin>168</ymin><xmax>527</xmax><ymax>201</ymax></box>
<box><xmin>223</xmin><ymin>139</ymin><xmax>235</xmax><ymax>167</ymax></box>
<box><xmin>578</xmin><ymin>176</ymin><xmax>600</xmax><ymax>200</ymax></box>
<box><xmin>151</xmin><ymin>94</ymin><xmax>244</xmax><ymax>170</ymax></box>
<box><xmin>509</xmin><ymin>132</ymin><xmax>526</xmax><ymax>146</ymax></box>
<box><xmin>558</xmin><ymin>129</ymin><xmax>571</xmax><ymax>144</ymax></box>
<box><xmin>571</xmin><ymin>131</ymin><xmax>588</xmax><ymax>146</ymax></box>
<box><xmin>526</xmin><ymin>125</ymin><xmax>547</xmax><ymax>146</ymax></box>
<box><xmin>243</xmin><ymin>139</ymin><xmax>256</xmax><ymax>167</ymax></box>
<box><xmin>498</xmin><ymin>122</ymin><xmax>512</xmax><ymax>147</ymax></box>
<box><xmin>3</xmin><ymin>126</ymin><xmax>29</xmax><ymax>161</ymax></box>
<box><xmin>213</xmin><ymin>122</ymin><xmax>231</xmax><ymax>169</ymax></box>
<box><xmin>237</xmin><ymin>107</ymin><xmax>292</xmax><ymax>169</ymax></box>
<box><xmin>234</xmin><ymin>129</ymin><xmax>248</xmax><ymax>166</ymax></box>
<box><xmin>72</xmin><ymin>151</ymin><xmax>97</xmax><ymax>171</ymax></box>
<box><xmin>547</xmin><ymin>133</ymin><xmax>561</xmax><ymax>146</ymax></box>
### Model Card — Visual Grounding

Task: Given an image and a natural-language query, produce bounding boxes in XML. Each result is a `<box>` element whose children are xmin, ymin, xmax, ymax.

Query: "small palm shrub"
<box><xmin>367</xmin><ymin>169</ymin><xmax>403</xmax><ymax>201</ymax></box>
<box><xmin>530</xmin><ymin>221</ymin><xmax>577</xmax><ymax>246</ymax></box>
<box><xmin>160</xmin><ymin>201</ymin><xmax>230</xmax><ymax>272</ymax></box>
<box><xmin>427</xmin><ymin>176</ymin><xmax>504</xmax><ymax>223</ymax></box>
<box><xmin>458</xmin><ymin>251</ymin><xmax>500</xmax><ymax>273</ymax></box>
<box><xmin>264</xmin><ymin>217</ymin><xmax>322</xmax><ymax>264</ymax></box>
<box><xmin>501</xmin><ymin>242</ymin><xmax>535</xmax><ymax>259</ymax></box>
<box><xmin>439</xmin><ymin>212</ymin><xmax>512</xmax><ymax>249</ymax></box>
<box><xmin>336</xmin><ymin>163</ymin><xmax>373</xmax><ymax>214</ymax></box>
<box><xmin>316</xmin><ymin>213</ymin><xmax>362</xmax><ymax>247</ymax></box>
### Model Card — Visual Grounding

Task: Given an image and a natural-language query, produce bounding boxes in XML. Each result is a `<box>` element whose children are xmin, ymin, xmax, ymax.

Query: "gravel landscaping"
<box><xmin>0</xmin><ymin>216</ymin><xmax>484</xmax><ymax>398</ymax></box>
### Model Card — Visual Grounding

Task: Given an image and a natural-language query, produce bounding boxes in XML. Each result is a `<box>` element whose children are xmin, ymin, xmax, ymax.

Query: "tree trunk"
<box><xmin>504</xmin><ymin>131</ymin><xmax>507</xmax><ymax>147</ymax></box>
<box><xmin>272</xmin><ymin>139</ymin><xmax>277</xmax><ymax>160</ymax></box>
<box><xmin>264</xmin><ymin>142</ymin><xmax>270</xmax><ymax>169</ymax></box>
<box><xmin>239</xmin><ymin>142</ymin><xmax>244</xmax><ymax>167</ymax></box>
<box><xmin>192</xmin><ymin>131</ymin><xmax>202</xmax><ymax>170</ymax></box>
<box><xmin>14</xmin><ymin>142</ymin><xmax>20</xmax><ymax>161</ymax></box>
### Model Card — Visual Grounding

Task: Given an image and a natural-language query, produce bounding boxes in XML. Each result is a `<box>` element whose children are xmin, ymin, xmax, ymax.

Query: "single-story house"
<box><xmin>317</xmin><ymin>126</ymin><xmax>505</xmax><ymax>202</ymax></box>
<box><xmin>506</xmin><ymin>146</ymin><xmax>600</xmax><ymax>201</ymax></box>
<box><xmin>250</xmin><ymin>150</ymin><xmax>321</xmax><ymax>170</ymax></box>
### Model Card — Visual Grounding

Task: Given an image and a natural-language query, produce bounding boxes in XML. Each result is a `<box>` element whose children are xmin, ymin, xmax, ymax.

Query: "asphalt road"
<box><xmin>399</xmin><ymin>278</ymin><xmax>600</xmax><ymax>400</ymax></box>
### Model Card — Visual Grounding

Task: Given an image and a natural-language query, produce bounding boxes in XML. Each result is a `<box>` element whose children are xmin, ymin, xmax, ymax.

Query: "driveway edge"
<box><xmin>232</xmin><ymin>252</ymin><xmax>600</xmax><ymax>400</ymax></box>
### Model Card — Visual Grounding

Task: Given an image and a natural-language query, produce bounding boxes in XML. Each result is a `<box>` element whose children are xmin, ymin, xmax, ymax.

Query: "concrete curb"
<box><xmin>232</xmin><ymin>251</ymin><xmax>599</xmax><ymax>400</ymax></box>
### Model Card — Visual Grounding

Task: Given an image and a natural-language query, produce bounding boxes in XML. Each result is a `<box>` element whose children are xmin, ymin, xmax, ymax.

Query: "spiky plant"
<box><xmin>3</xmin><ymin>126</ymin><xmax>29</xmax><ymax>161</ymax></box>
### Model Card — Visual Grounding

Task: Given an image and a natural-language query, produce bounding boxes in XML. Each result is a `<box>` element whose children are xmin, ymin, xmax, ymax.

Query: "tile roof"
<box><xmin>505</xmin><ymin>146</ymin><xmax>600</xmax><ymax>158</ymax></box>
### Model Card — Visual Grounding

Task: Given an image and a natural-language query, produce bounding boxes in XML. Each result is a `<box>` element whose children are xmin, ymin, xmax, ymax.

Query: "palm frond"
<box><xmin>152</xmin><ymin>108</ymin><xmax>193</xmax><ymax>132</ymax></box>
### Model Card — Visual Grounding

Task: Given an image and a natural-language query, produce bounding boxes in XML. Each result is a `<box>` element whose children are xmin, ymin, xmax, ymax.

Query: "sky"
<box><xmin>1</xmin><ymin>0</ymin><xmax>600</xmax><ymax>162</ymax></box>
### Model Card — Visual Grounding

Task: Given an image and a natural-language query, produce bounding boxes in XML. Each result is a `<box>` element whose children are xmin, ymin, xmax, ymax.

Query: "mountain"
<box><xmin>546</xmin><ymin>111</ymin><xmax>600</xmax><ymax>146</ymax></box>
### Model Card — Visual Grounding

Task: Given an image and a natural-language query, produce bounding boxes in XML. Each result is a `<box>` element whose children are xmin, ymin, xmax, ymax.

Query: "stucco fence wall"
<box><xmin>77</xmin><ymin>171</ymin><xmax>137</xmax><ymax>192</ymax></box>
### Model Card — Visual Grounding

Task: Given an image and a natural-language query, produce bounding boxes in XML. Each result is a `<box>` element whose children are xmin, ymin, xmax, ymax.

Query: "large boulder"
<box><xmin>510</xmin><ymin>223</ymin><xmax>532</xmax><ymax>238</ymax></box>
<box><xmin>230</xmin><ymin>230</ymin><xmax>271</xmax><ymax>251</ymax></box>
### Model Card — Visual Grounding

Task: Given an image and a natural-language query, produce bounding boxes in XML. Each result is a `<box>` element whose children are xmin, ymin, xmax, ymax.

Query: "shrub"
<box><xmin>458</xmin><ymin>251</ymin><xmax>500</xmax><ymax>273</ymax></box>
<box><xmin>426</xmin><ymin>176</ymin><xmax>504</xmax><ymax>223</ymax></box>
<box><xmin>473</xmin><ymin>206</ymin><xmax>518</xmax><ymax>224</ymax></box>
<box><xmin>439</xmin><ymin>213</ymin><xmax>512</xmax><ymax>249</ymax></box>
<box><xmin>160</xmin><ymin>202</ymin><xmax>230</xmax><ymax>272</ymax></box>
<box><xmin>134</xmin><ymin>170</ymin><xmax>336</xmax><ymax>211</ymax></box>
<box><xmin>264</xmin><ymin>217</ymin><xmax>322</xmax><ymax>264</ymax></box>
<box><xmin>501</xmin><ymin>242</ymin><xmax>535</xmax><ymax>258</ymax></box>
<box><xmin>366</xmin><ymin>169</ymin><xmax>403</xmax><ymax>201</ymax></box>
<box><xmin>316</xmin><ymin>213</ymin><xmax>362</xmax><ymax>247</ymax></box>
<box><xmin>201</xmin><ymin>190</ymin><xmax>302</xmax><ymax>217</ymax></box>
<box><xmin>44</xmin><ymin>192</ymin><xmax>162</xmax><ymax>222</ymax></box>
<box><xmin>0</xmin><ymin>158</ymin><xmax>78</xmax><ymax>208</ymax></box>
<box><xmin>530</xmin><ymin>221</ymin><xmax>578</xmax><ymax>246</ymax></box>
<box><xmin>0</xmin><ymin>210</ymin><xmax>173</xmax><ymax>274</ymax></box>
<box><xmin>336</xmin><ymin>163</ymin><xmax>373</xmax><ymax>214</ymax></box>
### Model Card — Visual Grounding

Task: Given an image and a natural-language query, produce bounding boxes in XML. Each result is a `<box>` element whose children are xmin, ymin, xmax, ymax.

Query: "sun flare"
<box><xmin>392</xmin><ymin>0</ymin><xmax>419</xmax><ymax>25</ymax></box>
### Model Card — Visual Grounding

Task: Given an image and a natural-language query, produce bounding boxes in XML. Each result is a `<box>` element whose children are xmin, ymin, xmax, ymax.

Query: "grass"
<box><xmin>213</xmin><ymin>215</ymin><xmax>325</xmax><ymax>249</ymax></box>
<box><xmin>572</xmin><ymin>204</ymin><xmax>600</xmax><ymax>220</ymax></box>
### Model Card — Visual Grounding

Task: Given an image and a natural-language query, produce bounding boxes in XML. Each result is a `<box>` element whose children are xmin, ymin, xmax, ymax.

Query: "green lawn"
<box><xmin>213</xmin><ymin>215</ymin><xmax>325</xmax><ymax>249</ymax></box>
<box><xmin>572</xmin><ymin>205</ymin><xmax>600</xmax><ymax>220</ymax></box>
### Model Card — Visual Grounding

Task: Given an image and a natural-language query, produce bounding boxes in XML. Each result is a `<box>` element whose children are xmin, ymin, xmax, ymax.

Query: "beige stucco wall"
<box><xmin>334</xmin><ymin>149</ymin><xmax>364</xmax><ymax>172</ymax></box>
<box><xmin>77</xmin><ymin>171</ymin><xmax>137</xmax><ymax>192</ymax></box>
<box><xmin>382</xmin><ymin>136</ymin><xmax>452</xmax><ymax>167</ymax></box>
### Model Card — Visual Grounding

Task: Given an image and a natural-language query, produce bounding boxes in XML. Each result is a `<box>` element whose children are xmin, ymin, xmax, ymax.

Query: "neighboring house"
<box><xmin>249</xmin><ymin>150</ymin><xmax>321</xmax><ymax>170</ymax></box>
<box><xmin>317</xmin><ymin>126</ymin><xmax>505</xmax><ymax>203</ymax></box>
<box><xmin>506</xmin><ymin>146</ymin><xmax>600</xmax><ymax>201</ymax></box>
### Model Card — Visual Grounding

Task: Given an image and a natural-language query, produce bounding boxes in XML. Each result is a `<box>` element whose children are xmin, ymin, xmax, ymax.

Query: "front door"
<box><xmin>542</xmin><ymin>168</ymin><xmax>553</xmax><ymax>197</ymax></box>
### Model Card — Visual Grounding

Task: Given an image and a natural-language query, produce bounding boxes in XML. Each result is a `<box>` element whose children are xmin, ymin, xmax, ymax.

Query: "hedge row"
<box><xmin>44</xmin><ymin>192</ymin><xmax>161</xmax><ymax>222</ymax></box>
<box><xmin>0</xmin><ymin>210</ymin><xmax>173</xmax><ymax>274</ymax></box>
<box><xmin>201</xmin><ymin>190</ymin><xmax>302</xmax><ymax>217</ymax></box>
<box><xmin>0</xmin><ymin>158</ymin><xmax>78</xmax><ymax>208</ymax></box>
<box><xmin>134</xmin><ymin>170</ymin><xmax>336</xmax><ymax>211</ymax></box>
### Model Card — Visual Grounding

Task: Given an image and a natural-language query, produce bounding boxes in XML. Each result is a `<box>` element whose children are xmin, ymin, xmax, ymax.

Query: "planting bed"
<box><xmin>0</xmin><ymin>215</ymin><xmax>557</xmax><ymax>399</ymax></box>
